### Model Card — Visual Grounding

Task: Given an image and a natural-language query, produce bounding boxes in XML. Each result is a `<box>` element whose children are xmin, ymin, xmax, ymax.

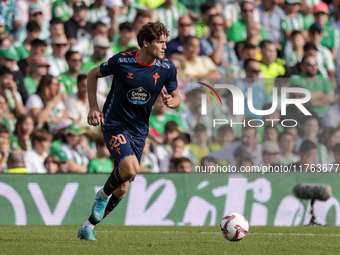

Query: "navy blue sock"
<box><xmin>103</xmin><ymin>166</ymin><xmax>124</xmax><ymax>196</ymax></box>
<box><xmin>103</xmin><ymin>194</ymin><xmax>123</xmax><ymax>219</ymax></box>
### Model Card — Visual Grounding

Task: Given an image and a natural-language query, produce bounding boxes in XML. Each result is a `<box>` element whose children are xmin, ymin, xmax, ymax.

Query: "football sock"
<box><xmin>82</xmin><ymin>220</ymin><xmax>95</xmax><ymax>230</ymax></box>
<box><xmin>102</xmin><ymin>194</ymin><xmax>123</xmax><ymax>220</ymax></box>
<box><xmin>103</xmin><ymin>166</ymin><xmax>124</xmax><ymax>195</ymax></box>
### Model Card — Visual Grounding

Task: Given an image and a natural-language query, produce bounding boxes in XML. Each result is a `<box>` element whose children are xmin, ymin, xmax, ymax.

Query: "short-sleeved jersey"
<box><xmin>100</xmin><ymin>51</ymin><xmax>178</xmax><ymax>137</ymax></box>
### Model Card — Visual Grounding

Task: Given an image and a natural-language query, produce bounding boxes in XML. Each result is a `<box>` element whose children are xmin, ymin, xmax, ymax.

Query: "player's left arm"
<box><xmin>161</xmin><ymin>89</ymin><xmax>181</xmax><ymax>109</ymax></box>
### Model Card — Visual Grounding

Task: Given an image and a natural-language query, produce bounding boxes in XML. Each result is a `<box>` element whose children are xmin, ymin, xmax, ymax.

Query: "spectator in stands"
<box><xmin>209</xmin><ymin>125</ymin><xmax>234</xmax><ymax>152</ymax></box>
<box><xmin>227</xmin><ymin>1</ymin><xmax>268</xmax><ymax>46</ymax></box>
<box><xmin>64</xmin><ymin>1</ymin><xmax>93</xmax><ymax>47</ymax></box>
<box><xmin>261</xmin><ymin>141</ymin><xmax>280</xmax><ymax>167</ymax></box>
<box><xmin>14</xmin><ymin>21</ymin><xmax>41</xmax><ymax>61</ymax></box>
<box><xmin>280</xmin><ymin>0</ymin><xmax>305</xmax><ymax>53</ymax></box>
<box><xmin>0</xmin><ymin>124</ymin><xmax>10</xmax><ymax>172</ymax></box>
<box><xmin>15</xmin><ymin>3</ymin><xmax>50</xmax><ymax>43</ymax></box>
<box><xmin>278</xmin><ymin>131</ymin><xmax>300</xmax><ymax>165</ymax></box>
<box><xmin>290</xmin><ymin>54</ymin><xmax>336</xmax><ymax>118</ymax></box>
<box><xmin>65</xmin><ymin>74</ymin><xmax>105</xmax><ymax>128</ymax></box>
<box><xmin>313</xmin><ymin>2</ymin><xmax>338</xmax><ymax>60</ymax></box>
<box><xmin>256</xmin><ymin>0</ymin><xmax>285</xmax><ymax>46</ymax></box>
<box><xmin>149</xmin><ymin>93</ymin><xmax>186</xmax><ymax>136</ymax></box>
<box><xmin>154</xmin><ymin>121</ymin><xmax>182</xmax><ymax>162</ymax></box>
<box><xmin>309</xmin><ymin>22</ymin><xmax>336</xmax><ymax>79</ymax></box>
<box><xmin>320</xmin><ymin>127</ymin><xmax>340</xmax><ymax>164</ymax></box>
<box><xmin>11</xmin><ymin>115</ymin><xmax>34</xmax><ymax>151</ymax></box>
<box><xmin>209</xmin><ymin>126</ymin><xmax>262</xmax><ymax>166</ymax></box>
<box><xmin>87</xmin><ymin>135</ymin><xmax>113</xmax><ymax>173</ymax></box>
<box><xmin>182</xmin><ymin>36</ymin><xmax>221</xmax><ymax>79</ymax></box>
<box><xmin>201</xmin><ymin>14</ymin><xmax>238</xmax><ymax>77</ymax></box>
<box><xmin>263</xmin><ymin>126</ymin><xmax>279</xmax><ymax>144</ymax></box>
<box><xmin>290</xmin><ymin>140</ymin><xmax>317</xmax><ymax>171</ymax></box>
<box><xmin>0</xmin><ymin>35</ymin><xmax>12</xmax><ymax>49</ymax></box>
<box><xmin>322</xmin><ymin>96</ymin><xmax>340</xmax><ymax>128</ymax></box>
<box><xmin>332</xmin><ymin>143</ymin><xmax>340</xmax><ymax>170</ymax></box>
<box><xmin>59</xmin><ymin>51</ymin><xmax>82</xmax><ymax>95</ymax></box>
<box><xmin>133</xmin><ymin>10</ymin><xmax>152</xmax><ymax>38</ymax></box>
<box><xmin>156</xmin><ymin>0</ymin><xmax>187</xmax><ymax>40</ymax></box>
<box><xmin>196</xmin><ymin>3</ymin><xmax>218</xmax><ymax>38</ymax></box>
<box><xmin>0</xmin><ymin>66</ymin><xmax>27</xmax><ymax>117</ymax></box>
<box><xmin>140</xmin><ymin>136</ymin><xmax>159</xmax><ymax>173</ymax></box>
<box><xmin>87</xmin><ymin>0</ymin><xmax>110</xmax><ymax>25</ymax></box>
<box><xmin>25</xmin><ymin>74</ymin><xmax>68</xmax><ymax>133</ymax></box>
<box><xmin>6</xmin><ymin>150</ymin><xmax>29</xmax><ymax>173</ymax></box>
<box><xmin>0</xmin><ymin>0</ymin><xmax>21</xmax><ymax>36</ymax></box>
<box><xmin>46</xmin><ymin>33</ymin><xmax>68</xmax><ymax>77</ymax></box>
<box><xmin>24</xmin><ymin>55</ymin><xmax>50</xmax><ymax>96</ymax></box>
<box><xmin>0</xmin><ymin>48</ymin><xmax>28</xmax><ymax>104</ymax></box>
<box><xmin>284</xmin><ymin>30</ymin><xmax>305</xmax><ymax>67</ymax></box>
<box><xmin>245</xmin><ymin>22</ymin><xmax>265</xmax><ymax>57</ymax></box>
<box><xmin>159</xmin><ymin>136</ymin><xmax>187</xmax><ymax>172</ymax></box>
<box><xmin>17</xmin><ymin>39</ymin><xmax>47</xmax><ymax>78</ymax></box>
<box><xmin>166</xmin><ymin>15</ymin><xmax>207</xmax><ymax>58</ymax></box>
<box><xmin>46</xmin><ymin>18</ymin><xmax>66</xmax><ymax>55</ymax></box>
<box><xmin>235</xmin><ymin>58</ymin><xmax>266</xmax><ymax>119</ymax></box>
<box><xmin>24</xmin><ymin>129</ymin><xmax>53</xmax><ymax>173</ymax></box>
<box><xmin>81</xmin><ymin>36</ymin><xmax>111</xmax><ymax>75</ymax></box>
<box><xmin>111</xmin><ymin>22</ymin><xmax>138</xmax><ymax>55</ymax></box>
<box><xmin>234</xmin><ymin>145</ymin><xmax>254</xmax><ymax>171</ymax></box>
<box><xmin>169</xmin><ymin>53</ymin><xmax>189</xmax><ymax>101</ymax></box>
<box><xmin>0</xmin><ymin>93</ymin><xmax>15</xmax><ymax>132</ymax></box>
<box><xmin>72</xmin><ymin>21</ymin><xmax>111</xmax><ymax>58</ymax></box>
<box><xmin>56</xmin><ymin>123</ymin><xmax>95</xmax><ymax>173</ymax></box>
<box><xmin>190</xmin><ymin>123</ymin><xmax>210</xmax><ymax>165</ymax></box>
<box><xmin>173</xmin><ymin>157</ymin><xmax>191</xmax><ymax>172</ymax></box>
<box><xmin>44</xmin><ymin>154</ymin><xmax>62</xmax><ymax>173</ymax></box>
<box><xmin>231</xmin><ymin>42</ymin><xmax>256</xmax><ymax>79</ymax></box>
<box><xmin>260</xmin><ymin>40</ymin><xmax>286</xmax><ymax>95</ymax></box>
<box><xmin>51</xmin><ymin>0</ymin><xmax>76</xmax><ymax>21</ymax></box>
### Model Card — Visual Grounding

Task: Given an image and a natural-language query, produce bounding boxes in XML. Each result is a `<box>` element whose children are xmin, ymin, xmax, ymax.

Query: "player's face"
<box><xmin>148</xmin><ymin>34</ymin><xmax>167</xmax><ymax>59</ymax></box>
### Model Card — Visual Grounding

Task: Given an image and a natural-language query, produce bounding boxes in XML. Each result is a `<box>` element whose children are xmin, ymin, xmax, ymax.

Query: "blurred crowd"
<box><xmin>1</xmin><ymin>0</ymin><xmax>340</xmax><ymax>173</ymax></box>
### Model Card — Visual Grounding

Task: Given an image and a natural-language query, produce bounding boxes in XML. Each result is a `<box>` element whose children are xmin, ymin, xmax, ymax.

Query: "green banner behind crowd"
<box><xmin>1</xmin><ymin>173</ymin><xmax>340</xmax><ymax>226</ymax></box>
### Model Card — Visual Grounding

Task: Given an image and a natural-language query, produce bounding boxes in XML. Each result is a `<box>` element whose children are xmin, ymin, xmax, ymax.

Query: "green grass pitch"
<box><xmin>1</xmin><ymin>225</ymin><xmax>340</xmax><ymax>255</ymax></box>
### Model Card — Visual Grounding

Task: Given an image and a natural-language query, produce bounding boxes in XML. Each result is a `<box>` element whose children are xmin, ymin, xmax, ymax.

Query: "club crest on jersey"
<box><xmin>127</xmin><ymin>87</ymin><xmax>151</xmax><ymax>105</ymax></box>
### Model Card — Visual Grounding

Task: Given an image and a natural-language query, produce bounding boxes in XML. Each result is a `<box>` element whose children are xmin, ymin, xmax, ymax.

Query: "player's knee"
<box><xmin>124</xmin><ymin>162</ymin><xmax>139</xmax><ymax>180</ymax></box>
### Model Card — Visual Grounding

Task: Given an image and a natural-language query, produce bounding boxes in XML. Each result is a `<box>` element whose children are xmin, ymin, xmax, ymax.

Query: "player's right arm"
<box><xmin>87</xmin><ymin>66</ymin><xmax>104</xmax><ymax>126</ymax></box>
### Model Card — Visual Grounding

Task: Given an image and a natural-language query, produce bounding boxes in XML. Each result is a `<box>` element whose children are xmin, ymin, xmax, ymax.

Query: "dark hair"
<box><xmin>183</xmin><ymin>35</ymin><xmax>199</xmax><ymax>45</ymax></box>
<box><xmin>92</xmin><ymin>21</ymin><xmax>107</xmax><ymax>30</ymax></box>
<box><xmin>260</xmin><ymin>40</ymin><xmax>275</xmax><ymax>50</ymax></box>
<box><xmin>31</xmin><ymin>39</ymin><xmax>47</xmax><ymax>48</ymax></box>
<box><xmin>200</xmin><ymin>156</ymin><xmax>218</xmax><ymax>166</ymax></box>
<box><xmin>302</xmin><ymin>115</ymin><xmax>319</xmax><ymax>125</ymax></box>
<box><xmin>65</xmin><ymin>50</ymin><xmax>80</xmax><ymax>60</ymax></box>
<box><xmin>95</xmin><ymin>135</ymin><xmax>106</xmax><ymax>147</ymax></box>
<box><xmin>200</xmin><ymin>3</ymin><xmax>215</xmax><ymax>14</ymax></box>
<box><xmin>36</xmin><ymin>74</ymin><xmax>58</xmax><ymax>102</ymax></box>
<box><xmin>119</xmin><ymin>22</ymin><xmax>134</xmax><ymax>32</ymax></box>
<box><xmin>50</xmin><ymin>18</ymin><xmax>64</xmax><ymax>26</ymax></box>
<box><xmin>218</xmin><ymin>125</ymin><xmax>233</xmax><ymax>134</ymax></box>
<box><xmin>174</xmin><ymin>157</ymin><xmax>191</xmax><ymax>168</ymax></box>
<box><xmin>275</xmin><ymin>75</ymin><xmax>290</xmax><ymax>86</ymax></box>
<box><xmin>194</xmin><ymin>123</ymin><xmax>207</xmax><ymax>132</ymax></box>
<box><xmin>77</xmin><ymin>74</ymin><xmax>87</xmax><ymax>83</ymax></box>
<box><xmin>243</xmin><ymin>41</ymin><xmax>256</xmax><ymax>50</ymax></box>
<box><xmin>164</xmin><ymin>121</ymin><xmax>179</xmax><ymax>133</ymax></box>
<box><xmin>290</xmin><ymin>30</ymin><xmax>303</xmax><ymax>39</ymax></box>
<box><xmin>240</xmin><ymin>0</ymin><xmax>254</xmax><ymax>10</ymax></box>
<box><xmin>278</xmin><ymin>131</ymin><xmax>294</xmax><ymax>142</ymax></box>
<box><xmin>172</xmin><ymin>136</ymin><xmax>185</xmax><ymax>144</ymax></box>
<box><xmin>244</xmin><ymin>58</ymin><xmax>259</xmax><ymax>70</ymax></box>
<box><xmin>26</xmin><ymin>21</ymin><xmax>41</xmax><ymax>32</ymax></box>
<box><xmin>303</xmin><ymin>42</ymin><xmax>318</xmax><ymax>52</ymax></box>
<box><xmin>32</xmin><ymin>129</ymin><xmax>53</xmax><ymax>144</ymax></box>
<box><xmin>0</xmin><ymin>123</ymin><xmax>9</xmax><ymax>134</ymax></box>
<box><xmin>137</xmin><ymin>21</ymin><xmax>169</xmax><ymax>48</ymax></box>
<box><xmin>134</xmin><ymin>10</ymin><xmax>152</xmax><ymax>23</ymax></box>
<box><xmin>0</xmin><ymin>66</ymin><xmax>13</xmax><ymax>76</ymax></box>
<box><xmin>207</xmin><ymin>13</ymin><xmax>223</xmax><ymax>24</ymax></box>
<box><xmin>300</xmin><ymin>140</ymin><xmax>316</xmax><ymax>153</ymax></box>
<box><xmin>301</xmin><ymin>53</ymin><xmax>316</xmax><ymax>65</ymax></box>
<box><xmin>14</xmin><ymin>115</ymin><xmax>34</xmax><ymax>151</ymax></box>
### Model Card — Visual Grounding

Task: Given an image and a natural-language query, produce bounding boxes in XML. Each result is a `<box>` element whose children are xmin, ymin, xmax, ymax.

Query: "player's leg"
<box><xmin>103</xmin><ymin>181</ymin><xmax>130</xmax><ymax>219</ymax></box>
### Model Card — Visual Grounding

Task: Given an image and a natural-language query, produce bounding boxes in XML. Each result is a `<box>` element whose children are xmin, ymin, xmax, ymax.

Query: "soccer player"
<box><xmin>77</xmin><ymin>21</ymin><xmax>181</xmax><ymax>241</ymax></box>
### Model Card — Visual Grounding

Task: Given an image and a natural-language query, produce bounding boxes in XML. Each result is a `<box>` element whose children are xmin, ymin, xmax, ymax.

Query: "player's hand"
<box><xmin>88</xmin><ymin>108</ymin><xmax>104</xmax><ymax>126</ymax></box>
<box><xmin>161</xmin><ymin>90</ymin><xmax>175</xmax><ymax>108</ymax></box>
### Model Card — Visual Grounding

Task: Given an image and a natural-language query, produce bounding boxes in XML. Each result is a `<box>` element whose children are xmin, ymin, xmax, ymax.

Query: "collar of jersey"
<box><xmin>135</xmin><ymin>50</ymin><xmax>156</xmax><ymax>67</ymax></box>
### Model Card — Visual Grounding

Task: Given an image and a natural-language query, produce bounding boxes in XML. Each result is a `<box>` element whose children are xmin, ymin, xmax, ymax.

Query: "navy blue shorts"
<box><xmin>102</xmin><ymin>125</ymin><xmax>146</xmax><ymax>166</ymax></box>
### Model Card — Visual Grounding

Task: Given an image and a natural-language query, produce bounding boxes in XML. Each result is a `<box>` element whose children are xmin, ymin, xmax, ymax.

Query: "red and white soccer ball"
<box><xmin>220</xmin><ymin>213</ymin><xmax>249</xmax><ymax>241</ymax></box>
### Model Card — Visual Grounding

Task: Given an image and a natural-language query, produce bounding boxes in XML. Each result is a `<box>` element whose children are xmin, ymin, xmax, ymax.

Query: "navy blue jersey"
<box><xmin>99</xmin><ymin>51</ymin><xmax>178</xmax><ymax>137</ymax></box>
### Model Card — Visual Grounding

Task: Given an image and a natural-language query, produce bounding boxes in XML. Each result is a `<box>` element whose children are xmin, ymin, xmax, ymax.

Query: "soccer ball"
<box><xmin>220</xmin><ymin>213</ymin><xmax>249</xmax><ymax>241</ymax></box>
